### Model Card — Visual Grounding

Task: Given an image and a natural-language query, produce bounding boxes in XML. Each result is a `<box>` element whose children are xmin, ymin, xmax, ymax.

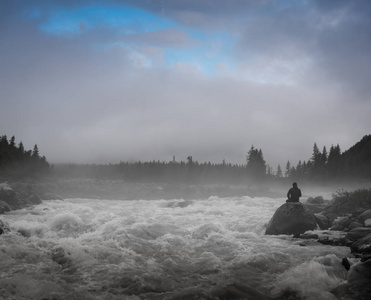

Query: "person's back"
<box><xmin>287</xmin><ymin>182</ymin><xmax>301</xmax><ymax>202</ymax></box>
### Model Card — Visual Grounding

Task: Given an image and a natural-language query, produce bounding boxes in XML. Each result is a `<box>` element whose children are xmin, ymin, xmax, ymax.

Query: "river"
<box><xmin>0</xmin><ymin>196</ymin><xmax>351</xmax><ymax>299</ymax></box>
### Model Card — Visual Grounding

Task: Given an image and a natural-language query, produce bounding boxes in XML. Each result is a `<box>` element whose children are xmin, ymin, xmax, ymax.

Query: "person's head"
<box><xmin>293</xmin><ymin>182</ymin><xmax>298</xmax><ymax>188</ymax></box>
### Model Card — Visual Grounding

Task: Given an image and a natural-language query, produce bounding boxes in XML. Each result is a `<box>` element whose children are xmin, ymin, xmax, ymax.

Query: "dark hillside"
<box><xmin>0</xmin><ymin>135</ymin><xmax>50</xmax><ymax>179</ymax></box>
<box><xmin>342</xmin><ymin>135</ymin><xmax>371</xmax><ymax>178</ymax></box>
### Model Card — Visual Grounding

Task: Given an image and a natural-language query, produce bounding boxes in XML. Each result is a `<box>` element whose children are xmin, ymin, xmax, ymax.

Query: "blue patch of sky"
<box><xmin>31</xmin><ymin>3</ymin><xmax>237</xmax><ymax>75</ymax></box>
<box><xmin>164</xmin><ymin>30</ymin><xmax>237</xmax><ymax>75</ymax></box>
<box><xmin>36</xmin><ymin>5</ymin><xmax>176</xmax><ymax>37</ymax></box>
<box><xmin>26</xmin><ymin>7</ymin><xmax>42</xmax><ymax>19</ymax></box>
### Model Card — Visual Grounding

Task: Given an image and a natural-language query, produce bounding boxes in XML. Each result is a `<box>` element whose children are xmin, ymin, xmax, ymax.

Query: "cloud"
<box><xmin>122</xmin><ymin>28</ymin><xmax>196</xmax><ymax>48</ymax></box>
<box><xmin>0</xmin><ymin>0</ymin><xmax>371</xmax><ymax>168</ymax></box>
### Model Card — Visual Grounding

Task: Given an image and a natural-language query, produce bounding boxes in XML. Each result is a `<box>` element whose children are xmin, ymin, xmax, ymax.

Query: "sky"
<box><xmin>1</xmin><ymin>0</ymin><xmax>371</xmax><ymax>169</ymax></box>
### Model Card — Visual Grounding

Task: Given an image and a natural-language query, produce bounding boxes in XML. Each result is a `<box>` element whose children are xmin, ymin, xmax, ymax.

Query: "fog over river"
<box><xmin>1</xmin><ymin>196</ymin><xmax>351</xmax><ymax>299</ymax></box>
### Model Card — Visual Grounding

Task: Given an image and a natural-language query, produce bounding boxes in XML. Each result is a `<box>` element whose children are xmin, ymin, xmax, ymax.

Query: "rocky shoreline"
<box><xmin>304</xmin><ymin>196</ymin><xmax>371</xmax><ymax>260</ymax></box>
<box><xmin>0</xmin><ymin>182</ymin><xmax>62</xmax><ymax>214</ymax></box>
<box><xmin>265</xmin><ymin>194</ymin><xmax>371</xmax><ymax>299</ymax></box>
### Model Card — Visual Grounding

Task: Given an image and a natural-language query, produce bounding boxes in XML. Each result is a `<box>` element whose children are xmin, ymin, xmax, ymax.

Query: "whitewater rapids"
<box><xmin>0</xmin><ymin>196</ymin><xmax>350</xmax><ymax>299</ymax></box>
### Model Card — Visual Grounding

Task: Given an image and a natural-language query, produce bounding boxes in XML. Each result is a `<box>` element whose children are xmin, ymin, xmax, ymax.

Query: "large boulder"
<box><xmin>347</xmin><ymin>259</ymin><xmax>371</xmax><ymax>299</ymax></box>
<box><xmin>265</xmin><ymin>202</ymin><xmax>317</xmax><ymax>236</ymax></box>
<box><xmin>0</xmin><ymin>200</ymin><xmax>11</xmax><ymax>214</ymax></box>
<box><xmin>346</xmin><ymin>228</ymin><xmax>371</xmax><ymax>242</ymax></box>
<box><xmin>307</xmin><ymin>196</ymin><xmax>325</xmax><ymax>204</ymax></box>
<box><xmin>0</xmin><ymin>183</ymin><xmax>24</xmax><ymax>210</ymax></box>
<box><xmin>0</xmin><ymin>182</ymin><xmax>44</xmax><ymax>211</ymax></box>
<box><xmin>350</xmin><ymin>233</ymin><xmax>371</xmax><ymax>254</ymax></box>
<box><xmin>334</xmin><ymin>215</ymin><xmax>352</xmax><ymax>228</ymax></box>
<box><xmin>0</xmin><ymin>182</ymin><xmax>13</xmax><ymax>192</ymax></box>
<box><xmin>304</xmin><ymin>203</ymin><xmax>327</xmax><ymax>213</ymax></box>
<box><xmin>28</xmin><ymin>194</ymin><xmax>42</xmax><ymax>205</ymax></box>
<box><xmin>0</xmin><ymin>183</ymin><xmax>16</xmax><ymax>203</ymax></box>
<box><xmin>349</xmin><ymin>222</ymin><xmax>363</xmax><ymax>230</ymax></box>
<box><xmin>358</xmin><ymin>209</ymin><xmax>371</xmax><ymax>223</ymax></box>
<box><xmin>314</xmin><ymin>213</ymin><xmax>331</xmax><ymax>230</ymax></box>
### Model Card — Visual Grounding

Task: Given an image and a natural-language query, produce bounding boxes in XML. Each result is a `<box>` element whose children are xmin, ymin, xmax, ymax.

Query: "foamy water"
<box><xmin>0</xmin><ymin>196</ymin><xmax>350</xmax><ymax>299</ymax></box>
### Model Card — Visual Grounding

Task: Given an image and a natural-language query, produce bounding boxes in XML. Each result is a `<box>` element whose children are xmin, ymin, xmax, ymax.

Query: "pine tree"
<box><xmin>266</xmin><ymin>164</ymin><xmax>273</xmax><ymax>176</ymax></box>
<box><xmin>285</xmin><ymin>161</ymin><xmax>291</xmax><ymax>177</ymax></box>
<box><xmin>321</xmin><ymin>146</ymin><xmax>328</xmax><ymax>165</ymax></box>
<box><xmin>276</xmin><ymin>164</ymin><xmax>283</xmax><ymax>178</ymax></box>
<box><xmin>327</xmin><ymin>144</ymin><xmax>341</xmax><ymax>177</ymax></box>
<box><xmin>18</xmin><ymin>142</ymin><xmax>25</xmax><ymax>156</ymax></box>
<box><xmin>310</xmin><ymin>143</ymin><xmax>322</xmax><ymax>178</ymax></box>
<box><xmin>246</xmin><ymin>146</ymin><xmax>266</xmax><ymax>179</ymax></box>
<box><xmin>296</xmin><ymin>160</ymin><xmax>303</xmax><ymax>178</ymax></box>
<box><xmin>9</xmin><ymin>136</ymin><xmax>15</xmax><ymax>148</ymax></box>
<box><xmin>32</xmin><ymin>144</ymin><xmax>39</xmax><ymax>158</ymax></box>
<box><xmin>311</xmin><ymin>143</ymin><xmax>321</xmax><ymax>165</ymax></box>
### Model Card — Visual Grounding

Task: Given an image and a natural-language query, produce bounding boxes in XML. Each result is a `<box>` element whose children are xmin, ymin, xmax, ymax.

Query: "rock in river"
<box><xmin>350</xmin><ymin>233</ymin><xmax>371</xmax><ymax>255</ymax></box>
<box><xmin>265</xmin><ymin>202</ymin><xmax>317</xmax><ymax>236</ymax></box>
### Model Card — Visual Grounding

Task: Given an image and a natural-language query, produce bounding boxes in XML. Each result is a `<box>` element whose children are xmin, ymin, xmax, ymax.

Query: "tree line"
<box><xmin>53</xmin><ymin>159</ymin><xmax>248</xmax><ymax>184</ymax></box>
<box><xmin>1</xmin><ymin>133</ymin><xmax>370</xmax><ymax>183</ymax></box>
<box><xmin>0</xmin><ymin>135</ymin><xmax>50</xmax><ymax>179</ymax></box>
<box><xmin>277</xmin><ymin>135</ymin><xmax>371</xmax><ymax>181</ymax></box>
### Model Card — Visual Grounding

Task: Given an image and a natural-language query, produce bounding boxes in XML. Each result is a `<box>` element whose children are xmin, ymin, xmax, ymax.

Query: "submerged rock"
<box><xmin>342</xmin><ymin>257</ymin><xmax>351</xmax><ymax>271</ymax></box>
<box><xmin>51</xmin><ymin>247</ymin><xmax>70</xmax><ymax>266</ymax></box>
<box><xmin>28</xmin><ymin>194</ymin><xmax>42</xmax><ymax>204</ymax></box>
<box><xmin>211</xmin><ymin>283</ymin><xmax>273</xmax><ymax>300</ymax></box>
<box><xmin>265</xmin><ymin>202</ymin><xmax>317</xmax><ymax>236</ymax></box>
<box><xmin>42</xmin><ymin>192</ymin><xmax>63</xmax><ymax>200</ymax></box>
<box><xmin>0</xmin><ymin>219</ymin><xmax>10</xmax><ymax>235</ymax></box>
<box><xmin>317</xmin><ymin>231</ymin><xmax>352</xmax><ymax>247</ymax></box>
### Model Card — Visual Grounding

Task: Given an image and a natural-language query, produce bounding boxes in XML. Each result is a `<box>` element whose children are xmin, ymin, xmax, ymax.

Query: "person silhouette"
<box><xmin>286</xmin><ymin>182</ymin><xmax>302</xmax><ymax>202</ymax></box>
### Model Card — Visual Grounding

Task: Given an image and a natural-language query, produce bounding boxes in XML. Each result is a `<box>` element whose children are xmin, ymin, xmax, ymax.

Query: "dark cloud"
<box><xmin>313</xmin><ymin>4</ymin><xmax>371</xmax><ymax>99</ymax></box>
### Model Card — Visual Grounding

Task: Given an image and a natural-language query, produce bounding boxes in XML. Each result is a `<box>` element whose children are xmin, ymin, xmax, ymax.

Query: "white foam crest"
<box><xmin>273</xmin><ymin>254</ymin><xmax>348</xmax><ymax>299</ymax></box>
<box><xmin>49</xmin><ymin>212</ymin><xmax>86</xmax><ymax>237</ymax></box>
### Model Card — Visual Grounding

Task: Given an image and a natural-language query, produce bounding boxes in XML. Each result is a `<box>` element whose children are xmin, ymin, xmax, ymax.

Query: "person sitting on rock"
<box><xmin>286</xmin><ymin>182</ymin><xmax>302</xmax><ymax>202</ymax></box>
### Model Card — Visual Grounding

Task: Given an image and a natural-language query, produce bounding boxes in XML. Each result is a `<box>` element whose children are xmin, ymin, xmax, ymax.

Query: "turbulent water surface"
<box><xmin>0</xmin><ymin>196</ymin><xmax>351</xmax><ymax>299</ymax></box>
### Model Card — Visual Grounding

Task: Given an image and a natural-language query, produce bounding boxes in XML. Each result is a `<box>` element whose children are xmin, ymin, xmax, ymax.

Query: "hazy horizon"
<box><xmin>1</xmin><ymin>1</ymin><xmax>371</xmax><ymax>168</ymax></box>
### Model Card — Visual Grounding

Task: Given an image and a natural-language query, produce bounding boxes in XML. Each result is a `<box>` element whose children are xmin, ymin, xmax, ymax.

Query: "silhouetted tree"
<box><xmin>0</xmin><ymin>134</ymin><xmax>50</xmax><ymax>178</ymax></box>
<box><xmin>246</xmin><ymin>146</ymin><xmax>266</xmax><ymax>180</ymax></box>
<box><xmin>285</xmin><ymin>161</ymin><xmax>291</xmax><ymax>177</ymax></box>
<box><xmin>310</xmin><ymin>143</ymin><xmax>322</xmax><ymax>178</ymax></box>
<box><xmin>9</xmin><ymin>136</ymin><xmax>15</xmax><ymax>148</ymax></box>
<box><xmin>266</xmin><ymin>164</ymin><xmax>273</xmax><ymax>176</ymax></box>
<box><xmin>276</xmin><ymin>164</ymin><xmax>283</xmax><ymax>178</ymax></box>
<box><xmin>32</xmin><ymin>144</ymin><xmax>39</xmax><ymax>158</ymax></box>
<box><xmin>327</xmin><ymin>144</ymin><xmax>341</xmax><ymax>178</ymax></box>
